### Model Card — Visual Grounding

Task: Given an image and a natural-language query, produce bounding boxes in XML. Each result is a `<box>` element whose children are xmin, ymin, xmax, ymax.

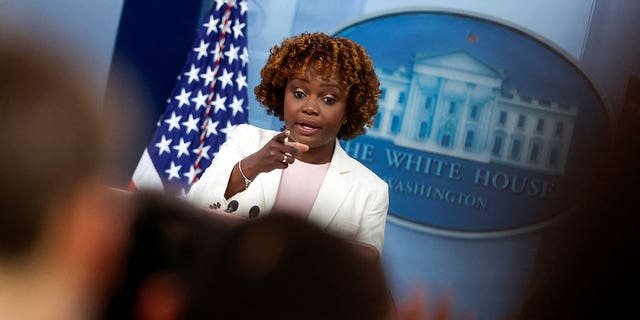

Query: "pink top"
<box><xmin>271</xmin><ymin>159</ymin><xmax>330</xmax><ymax>219</ymax></box>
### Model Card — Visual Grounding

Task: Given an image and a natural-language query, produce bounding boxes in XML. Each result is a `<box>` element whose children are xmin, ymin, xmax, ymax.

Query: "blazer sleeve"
<box><xmin>356</xmin><ymin>179</ymin><xmax>389</xmax><ymax>254</ymax></box>
<box><xmin>187</xmin><ymin>124</ymin><xmax>252</xmax><ymax>210</ymax></box>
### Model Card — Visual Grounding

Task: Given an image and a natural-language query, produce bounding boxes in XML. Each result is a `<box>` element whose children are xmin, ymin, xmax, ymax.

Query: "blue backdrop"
<box><xmin>107</xmin><ymin>1</ymin><xmax>611</xmax><ymax>319</ymax></box>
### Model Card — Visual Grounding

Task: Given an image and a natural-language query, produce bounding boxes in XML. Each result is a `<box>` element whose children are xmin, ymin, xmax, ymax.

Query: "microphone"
<box><xmin>249</xmin><ymin>206</ymin><xmax>260</xmax><ymax>219</ymax></box>
<box><xmin>225</xmin><ymin>200</ymin><xmax>239</xmax><ymax>213</ymax></box>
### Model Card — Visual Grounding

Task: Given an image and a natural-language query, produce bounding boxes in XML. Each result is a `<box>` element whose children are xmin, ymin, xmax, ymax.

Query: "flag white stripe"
<box><xmin>131</xmin><ymin>149</ymin><xmax>164</xmax><ymax>191</ymax></box>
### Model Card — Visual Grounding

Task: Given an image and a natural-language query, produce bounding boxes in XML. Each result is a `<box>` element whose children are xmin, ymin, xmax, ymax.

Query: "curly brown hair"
<box><xmin>254</xmin><ymin>32</ymin><xmax>381</xmax><ymax>140</ymax></box>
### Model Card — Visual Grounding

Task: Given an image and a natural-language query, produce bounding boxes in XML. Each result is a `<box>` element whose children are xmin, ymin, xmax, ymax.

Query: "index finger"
<box><xmin>285</xmin><ymin>141</ymin><xmax>309</xmax><ymax>153</ymax></box>
<box><xmin>273</xmin><ymin>130</ymin><xmax>290</xmax><ymax>143</ymax></box>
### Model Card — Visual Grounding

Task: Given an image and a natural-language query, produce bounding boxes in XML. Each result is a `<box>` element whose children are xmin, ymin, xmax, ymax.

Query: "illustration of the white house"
<box><xmin>368</xmin><ymin>50</ymin><xmax>577</xmax><ymax>175</ymax></box>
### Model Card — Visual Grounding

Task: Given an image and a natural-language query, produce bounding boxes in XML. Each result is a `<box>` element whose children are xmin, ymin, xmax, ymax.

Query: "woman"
<box><xmin>188</xmin><ymin>32</ymin><xmax>388</xmax><ymax>254</ymax></box>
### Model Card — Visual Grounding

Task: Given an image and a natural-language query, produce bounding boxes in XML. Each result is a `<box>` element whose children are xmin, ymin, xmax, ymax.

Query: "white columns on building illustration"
<box><xmin>369</xmin><ymin>50</ymin><xmax>577</xmax><ymax>175</ymax></box>
<box><xmin>454</xmin><ymin>83</ymin><xmax>473</xmax><ymax>153</ymax></box>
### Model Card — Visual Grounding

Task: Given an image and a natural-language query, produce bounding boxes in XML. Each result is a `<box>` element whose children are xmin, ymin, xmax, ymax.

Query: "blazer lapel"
<box><xmin>260</xmin><ymin>168</ymin><xmax>282</xmax><ymax>211</ymax></box>
<box><xmin>308</xmin><ymin>142</ymin><xmax>353</xmax><ymax>229</ymax></box>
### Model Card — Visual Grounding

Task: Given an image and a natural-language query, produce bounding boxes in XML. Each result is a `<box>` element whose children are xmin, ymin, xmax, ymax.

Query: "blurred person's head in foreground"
<box><xmin>199</xmin><ymin>213</ymin><xmax>394</xmax><ymax>320</ymax></box>
<box><xmin>0</xmin><ymin>30</ymin><xmax>130</xmax><ymax>319</ymax></box>
<box><xmin>100</xmin><ymin>191</ymin><xmax>236</xmax><ymax>320</ymax></box>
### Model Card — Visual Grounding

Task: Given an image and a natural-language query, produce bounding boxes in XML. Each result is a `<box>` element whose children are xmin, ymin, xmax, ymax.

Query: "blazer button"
<box><xmin>249</xmin><ymin>205</ymin><xmax>260</xmax><ymax>219</ymax></box>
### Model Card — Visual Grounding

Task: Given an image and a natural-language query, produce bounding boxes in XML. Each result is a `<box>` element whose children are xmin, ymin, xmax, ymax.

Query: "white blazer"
<box><xmin>188</xmin><ymin>124</ymin><xmax>389</xmax><ymax>252</ymax></box>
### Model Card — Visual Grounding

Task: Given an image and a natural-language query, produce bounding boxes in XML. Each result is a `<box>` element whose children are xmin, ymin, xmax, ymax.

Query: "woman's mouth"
<box><xmin>295</xmin><ymin>120</ymin><xmax>319</xmax><ymax>135</ymax></box>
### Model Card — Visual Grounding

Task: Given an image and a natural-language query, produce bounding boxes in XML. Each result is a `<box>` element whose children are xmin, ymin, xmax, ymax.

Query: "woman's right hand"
<box><xmin>224</xmin><ymin>130</ymin><xmax>308</xmax><ymax>199</ymax></box>
<box><xmin>242</xmin><ymin>130</ymin><xmax>308</xmax><ymax>177</ymax></box>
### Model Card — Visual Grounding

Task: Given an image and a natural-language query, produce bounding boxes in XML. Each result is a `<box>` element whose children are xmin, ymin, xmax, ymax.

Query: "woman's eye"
<box><xmin>322</xmin><ymin>97</ymin><xmax>336</xmax><ymax>105</ymax></box>
<box><xmin>293</xmin><ymin>91</ymin><xmax>305</xmax><ymax>98</ymax></box>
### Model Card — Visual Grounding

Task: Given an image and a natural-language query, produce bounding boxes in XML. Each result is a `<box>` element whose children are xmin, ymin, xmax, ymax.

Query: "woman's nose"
<box><xmin>301</xmin><ymin>99</ymin><xmax>319</xmax><ymax>115</ymax></box>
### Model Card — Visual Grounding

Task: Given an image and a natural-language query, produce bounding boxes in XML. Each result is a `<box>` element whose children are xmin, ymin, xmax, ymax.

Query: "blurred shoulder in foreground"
<box><xmin>0</xmin><ymin>29</ymin><xmax>129</xmax><ymax>320</ymax></box>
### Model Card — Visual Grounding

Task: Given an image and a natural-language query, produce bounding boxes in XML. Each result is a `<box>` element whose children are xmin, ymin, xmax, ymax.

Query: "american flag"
<box><xmin>130</xmin><ymin>0</ymin><xmax>248</xmax><ymax>196</ymax></box>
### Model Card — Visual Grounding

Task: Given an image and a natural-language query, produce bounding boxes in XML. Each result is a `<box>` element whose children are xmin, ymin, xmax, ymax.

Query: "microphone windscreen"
<box><xmin>226</xmin><ymin>200</ymin><xmax>239</xmax><ymax>213</ymax></box>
